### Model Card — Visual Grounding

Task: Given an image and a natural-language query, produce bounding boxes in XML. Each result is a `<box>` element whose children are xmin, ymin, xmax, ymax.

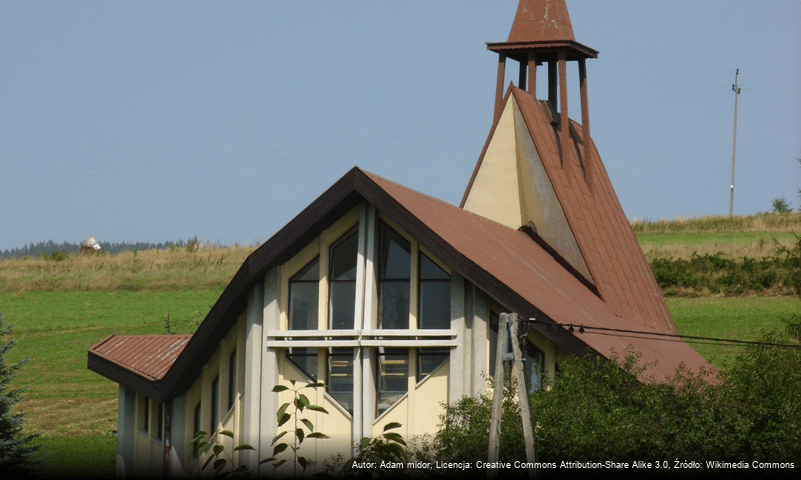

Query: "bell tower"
<box><xmin>487</xmin><ymin>0</ymin><xmax>597</xmax><ymax>166</ymax></box>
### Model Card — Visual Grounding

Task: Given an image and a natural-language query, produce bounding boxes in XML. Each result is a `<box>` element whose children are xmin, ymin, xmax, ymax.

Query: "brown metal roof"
<box><xmin>364</xmin><ymin>171</ymin><xmax>713</xmax><ymax>383</ymax></box>
<box><xmin>510</xmin><ymin>87</ymin><xmax>677</xmax><ymax>334</ymax></box>
<box><xmin>89</xmin><ymin>334</ymin><xmax>191</xmax><ymax>383</ymax></box>
<box><xmin>487</xmin><ymin>0</ymin><xmax>597</xmax><ymax>62</ymax></box>
<box><xmin>507</xmin><ymin>0</ymin><xmax>575</xmax><ymax>43</ymax></box>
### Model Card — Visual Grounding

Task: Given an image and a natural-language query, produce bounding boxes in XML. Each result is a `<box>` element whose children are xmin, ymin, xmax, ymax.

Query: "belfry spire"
<box><xmin>507</xmin><ymin>0</ymin><xmax>575</xmax><ymax>43</ymax></box>
<box><xmin>487</xmin><ymin>0</ymin><xmax>597</xmax><ymax>166</ymax></box>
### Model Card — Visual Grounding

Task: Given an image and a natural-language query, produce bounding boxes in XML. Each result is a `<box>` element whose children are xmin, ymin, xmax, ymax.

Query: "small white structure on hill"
<box><xmin>80</xmin><ymin>236</ymin><xmax>101</xmax><ymax>253</ymax></box>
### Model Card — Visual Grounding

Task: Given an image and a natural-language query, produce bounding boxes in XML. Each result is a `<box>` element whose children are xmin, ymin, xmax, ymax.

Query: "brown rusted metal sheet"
<box><xmin>507</xmin><ymin>0</ymin><xmax>575</xmax><ymax>43</ymax></box>
<box><xmin>89</xmin><ymin>334</ymin><xmax>191</xmax><ymax>382</ymax></box>
<box><xmin>364</xmin><ymin>172</ymin><xmax>713</xmax><ymax>383</ymax></box>
<box><xmin>487</xmin><ymin>0</ymin><xmax>597</xmax><ymax>63</ymax></box>
<box><xmin>509</xmin><ymin>87</ymin><xmax>677</xmax><ymax>335</ymax></box>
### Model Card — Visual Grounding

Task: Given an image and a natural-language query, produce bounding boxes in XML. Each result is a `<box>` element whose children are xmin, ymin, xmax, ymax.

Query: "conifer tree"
<box><xmin>0</xmin><ymin>309</ymin><xmax>40</xmax><ymax>475</ymax></box>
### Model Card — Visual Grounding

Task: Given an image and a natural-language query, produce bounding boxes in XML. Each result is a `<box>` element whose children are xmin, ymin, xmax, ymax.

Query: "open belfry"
<box><xmin>88</xmin><ymin>1</ymin><xmax>712</xmax><ymax>476</ymax></box>
<box><xmin>464</xmin><ymin>0</ymin><xmax>677</xmax><ymax>336</ymax></box>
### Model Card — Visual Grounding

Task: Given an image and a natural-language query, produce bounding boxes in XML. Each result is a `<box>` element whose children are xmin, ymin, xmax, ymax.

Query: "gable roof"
<box><xmin>89</xmin><ymin>167</ymin><xmax>713</xmax><ymax>402</ymax></box>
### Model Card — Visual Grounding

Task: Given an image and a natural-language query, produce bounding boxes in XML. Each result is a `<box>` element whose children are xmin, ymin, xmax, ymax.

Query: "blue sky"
<box><xmin>1</xmin><ymin>1</ymin><xmax>799</xmax><ymax>252</ymax></box>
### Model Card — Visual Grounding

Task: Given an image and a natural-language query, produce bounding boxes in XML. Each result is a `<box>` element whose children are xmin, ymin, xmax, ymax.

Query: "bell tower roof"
<box><xmin>508</xmin><ymin>0</ymin><xmax>575</xmax><ymax>42</ymax></box>
<box><xmin>487</xmin><ymin>0</ymin><xmax>597</xmax><ymax>63</ymax></box>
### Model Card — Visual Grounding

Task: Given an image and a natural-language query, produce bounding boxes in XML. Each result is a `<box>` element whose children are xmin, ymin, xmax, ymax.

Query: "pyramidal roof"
<box><xmin>507</xmin><ymin>0</ymin><xmax>575</xmax><ymax>43</ymax></box>
<box><xmin>487</xmin><ymin>0</ymin><xmax>597</xmax><ymax>63</ymax></box>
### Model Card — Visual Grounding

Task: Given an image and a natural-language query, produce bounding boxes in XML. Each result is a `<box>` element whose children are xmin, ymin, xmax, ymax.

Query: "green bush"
<box><xmin>773</xmin><ymin>197</ymin><xmax>792</xmax><ymax>214</ymax></box>
<box><xmin>649</xmin><ymin>241</ymin><xmax>800</xmax><ymax>296</ymax></box>
<box><xmin>434</xmin><ymin>374</ymin><xmax>527</xmax><ymax>466</ymax></box>
<box><xmin>433</xmin><ymin>341</ymin><xmax>801</xmax><ymax>468</ymax></box>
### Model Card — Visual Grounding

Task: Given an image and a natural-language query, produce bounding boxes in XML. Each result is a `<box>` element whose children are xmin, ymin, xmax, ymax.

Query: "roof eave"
<box><xmin>159</xmin><ymin>167</ymin><xmax>368</xmax><ymax>400</ymax></box>
<box><xmin>486</xmin><ymin>40</ymin><xmax>598</xmax><ymax>62</ymax></box>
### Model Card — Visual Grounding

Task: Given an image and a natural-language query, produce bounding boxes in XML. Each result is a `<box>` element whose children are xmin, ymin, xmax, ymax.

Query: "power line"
<box><xmin>526</xmin><ymin>318</ymin><xmax>800</xmax><ymax>350</ymax></box>
<box><xmin>0</xmin><ymin>124</ymin><xmax>488</xmax><ymax>183</ymax></box>
<box><xmin>0</xmin><ymin>108</ymin><xmax>488</xmax><ymax>163</ymax></box>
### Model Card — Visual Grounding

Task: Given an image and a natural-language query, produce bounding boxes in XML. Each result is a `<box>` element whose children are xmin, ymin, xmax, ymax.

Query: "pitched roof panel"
<box><xmin>364</xmin><ymin>172</ymin><xmax>711</xmax><ymax>382</ymax></box>
<box><xmin>89</xmin><ymin>335</ymin><xmax>192</xmax><ymax>382</ymax></box>
<box><xmin>510</xmin><ymin>87</ymin><xmax>676</xmax><ymax>333</ymax></box>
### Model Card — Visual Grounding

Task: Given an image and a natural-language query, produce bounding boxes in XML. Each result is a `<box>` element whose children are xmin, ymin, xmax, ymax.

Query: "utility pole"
<box><xmin>729</xmin><ymin>69</ymin><xmax>741</xmax><ymax>216</ymax></box>
<box><xmin>487</xmin><ymin>313</ymin><xmax>539</xmax><ymax>479</ymax></box>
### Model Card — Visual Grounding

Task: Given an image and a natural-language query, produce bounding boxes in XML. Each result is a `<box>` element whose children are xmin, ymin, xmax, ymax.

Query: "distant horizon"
<box><xmin>4</xmin><ymin>210</ymin><xmax>798</xmax><ymax>258</ymax></box>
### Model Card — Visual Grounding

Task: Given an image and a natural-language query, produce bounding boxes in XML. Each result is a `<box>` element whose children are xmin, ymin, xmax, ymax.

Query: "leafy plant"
<box><xmin>271</xmin><ymin>380</ymin><xmax>329</xmax><ymax>476</ymax></box>
<box><xmin>775</xmin><ymin>234</ymin><xmax>801</xmax><ymax>339</ymax></box>
<box><xmin>344</xmin><ymin>422</ymin><xmax>407</xmax><ymax>477</ymax></box>
<box><xmin>188</xmin><ymin>429</ymin><xmax>257</xmax><ymax>478</ymax></box>
<box><xmin>773</xmin><ymin>196</ymin><xmax>792</xmax><ymax>214</ymax></box>
<box><xmin>433</xmin><ymin>344</ymin><xmax>801</xmax><ymax>465</ymax></box>
<box><xmin>434</xmin><ymin>374</ymin><xmax>527</xmax><ymax>466</ymax></box>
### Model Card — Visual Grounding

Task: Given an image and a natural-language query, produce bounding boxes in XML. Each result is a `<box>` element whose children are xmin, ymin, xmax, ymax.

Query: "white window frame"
<box><xmin>267</xmin><ymin>203</ymin><xmax>457</xmax><ymax>438</ymax></box>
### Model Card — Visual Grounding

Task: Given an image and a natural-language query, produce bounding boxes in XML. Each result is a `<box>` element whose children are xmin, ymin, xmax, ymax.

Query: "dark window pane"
<box><xmin>376</xmin><ymin>348</ymin><xmax>408</xmax><ymax>415</ymax></box>
<box><xmin>330</xmin><ymin>232</ymin><xmax>358</xmax><ymax>281</ymax></box>
<box><xmin>289</xmin><ymin>282</ymin><xmax>318</xmax><ymax>330</ymax></box>
<box><xmin>379</xmin><ymin>282</ymin><xmax>409</xmax><ymax>329</ymax></box>
<box><xmin>330</xmin><ymin>232</ymin><xmax>357</xmax><ymax>329</ymax></box>
<box><xmin>417</xmin><ymin>348</ymin><xmax>449</xmax><ymax>382</ymax></box>
<box><xmin>157</xmin><ymin>403</ymin><xmax>163</xmax><ymax>440</ymax></box>
<box><xmin>193</xmin><ymin>402</ymin><xmax>201</xmax><ymax>435</ymax></box>
<box><xmin>419</xmin><ymin>254</ymin><xmax>450</xmax><ymax>329</ymax></box>
<box><xmin>228</xmin><ymin>349</ymin><xmax>236</xmax><ymax>412</ymax></box>
<box><xmin>210</xmin><ymin>376</ymin><xmax>219</xmax><ymax>431</ymax></box>
<box><xmin>380</xmin><ymin>225</ymin><xmax>410</xmax><ymax>280</ymax></box>
<box><xmin>290</xmin><ymin>258</ymin><xmax>319</xmax><ymax>330</ymax></box>
<box><xmin>420</xmin><ymin>255</ymin><xmax>449</xmax><ymax>280</ymax></box>
<box><xmin>293</xmin><ymin>258</ymin><xmax>319</xmax><ymax>282</ymax></box>
<box><xmin>142</xmin><ymin>399</ymin><xmax>149</xmax><ymax>433</ymax></box>
<box><xmin>330</xmin><ymin>281</ymin><xmax>356</xmax><ymax>329</ymax></box>
<box><xmin>525</xmin><ymin>342</ymin><xmax>545</xmax><ymax>393</ymax></box>
<box><xmin>287</xmin><ymin>347</ymin><xmax>318</xmax><ymax>381</ymax></box>
<box><xmin>419</xmin><ymin>281</ymin><xmax>450</xmax><ymax>329</ymax></box>
<box><xmin>328</xmin><ymin>348</ymin><xmax>353</xmax><ymax>415</ymax></box>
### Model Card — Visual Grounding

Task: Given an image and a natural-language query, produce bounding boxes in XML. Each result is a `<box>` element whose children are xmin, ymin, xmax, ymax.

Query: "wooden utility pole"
<box><xmin>510</xmin><ymin>315</ymin><xmax>539</xmax><ymax>477</ymax></box>
<box><xmin>487</xmin><ymin>314</ymin><xmax>508</xmax><ymax>478</ymax></box>
<box><xmin>487</xmin><ymin>313</ymin><xmax>539</xmax><ymax>478</ymax></box>
<box><xmin>729</xmin><ymin>69</ymin><xmax>741</xmax><ymax>216</ymax></box>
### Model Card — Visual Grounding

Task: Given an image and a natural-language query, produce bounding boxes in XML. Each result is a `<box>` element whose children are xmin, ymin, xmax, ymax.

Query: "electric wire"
<box><xmin>526</xmin><ymin>318</ymin><xmax>801</xmax><ymax>350</ymax></box>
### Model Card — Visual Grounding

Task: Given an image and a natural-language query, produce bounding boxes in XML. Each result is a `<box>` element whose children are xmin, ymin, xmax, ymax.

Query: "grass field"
<box><xmin>634</xmin><ymin>213</ymin><xmax>800</xmax><ymax>261</ymax></box>
<box><xmin>665</xmin><ymin>296</ymin><xmax>797</xmax><ymax>369</ymax></box>
<box><xmin>3</xmin><ymin>290</ymin><xmax>219</xmax><ymax>436</ymax></box>
<box><xmin>2</xmin><ymin>213</ymin><xmax>799</xmax><ymax>475</ymax></box>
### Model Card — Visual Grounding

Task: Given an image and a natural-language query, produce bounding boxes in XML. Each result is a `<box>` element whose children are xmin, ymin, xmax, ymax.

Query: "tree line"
<box><xmin>0</xmin><ymin>238</ymin><xmax>201</xmax><ymax>259</ymax></box>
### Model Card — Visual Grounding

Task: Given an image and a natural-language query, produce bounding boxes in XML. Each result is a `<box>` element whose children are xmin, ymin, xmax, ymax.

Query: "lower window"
<box><xmin>327</xmin><ymin>348</ymin><xmax>354</xmax><ymax>415</ymax></box>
